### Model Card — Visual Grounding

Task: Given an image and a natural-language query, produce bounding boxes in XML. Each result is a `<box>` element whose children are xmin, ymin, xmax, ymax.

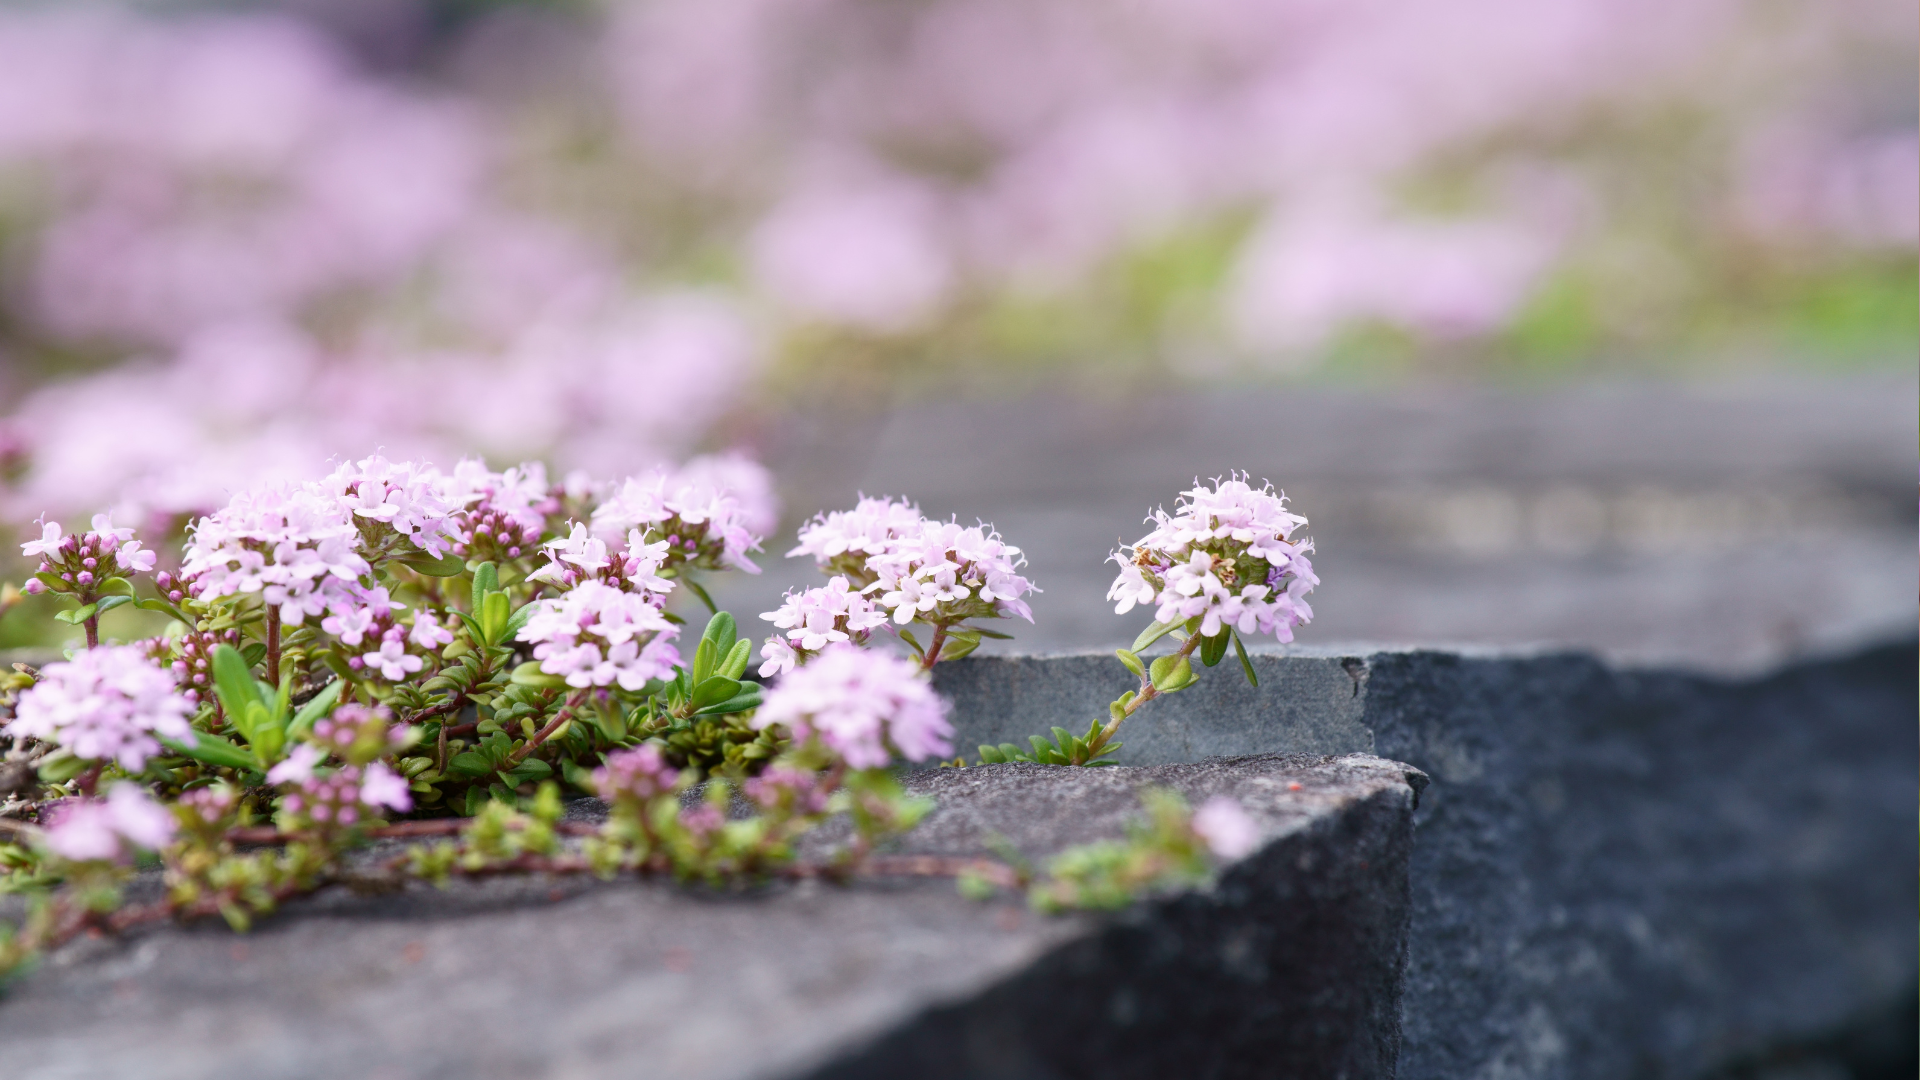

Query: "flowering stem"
<box><xmin>83</xmin><ymin>613</ymin><xmax>99</xmax><ymax>649</ymax></box>
<box><xmin>264</xmin><ymin>606</ymin><xmax>281</xmax><ymax>687</ymax></box>
<box><xmin>919</xmin><ymin>622</ymin><xmax>949</xmax><ymax>671</ymax></box>
<box><xmin>1084</xmin><ymin>631</ymin><xmax>1203</xmax><ymax>761</ymax></box>
<box><xmin>504</xmin><ymin>689</ymin><xmax>587</xmax><ymax>768</ymax></box>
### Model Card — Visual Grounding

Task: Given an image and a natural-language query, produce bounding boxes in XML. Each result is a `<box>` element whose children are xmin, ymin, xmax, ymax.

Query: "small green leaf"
<box><xmin>503</xmin><ymin>602</ymin><xmax>535</xmax><ymax>643</ymax></box>
<box><xmin>461</xmin><ymin>786</ymin><xmax>491</xmax><ymax>816</ymax></box>
<box><xmin>1233</xmin><ymin>631</ymin><xmax>1259</xmax><ymax>688</ymax></box>
<box><xmin>509</xmin><ymin>661</ymin><xmax>567</xmax><ymax>689</ymax></box>
<box><xmin>32</xmin><ymin>572</ymin><xmax>67</xmax><ymax>594</ymax></box>
<box><xmin>1050</xmin><ymin>727</ymin><xmax>1077</xmax><ymax>751</ymax></box>
<box><xmin>480</xmin><ymin>591</ymin><xmax>511</xmax><ymax>645</ymax></box>
<box><xmin>240</xmin><ymin>643</ymin><xmax>267</xmax><ymax>670</ymax></box>
<box><xmin>1150</xmin><ymin>655</ymin><xmax>1194</xmax><ymax>692</ymax></box>
<box><xmin>211</xmin><ymin>645</ymin><xmax>264</xmax><ymax>728</ymax></box>
<box><xmin>1028</xmin><ymin>735</ymin><xmax>1055</xmax><ymax>759</ymax></box>
<box><xmin>689</xmin><ymin>675</ymin><xmax>742</xmax><ymax>711</ymax></box>
<box><xmin>504</xmin><ymin>758</ymin><xmax>553</xmax><ymax>785</ymax></box>
<box><xmin>969</xmin><ymin>626</ymin><xmax>1015</xmax><ymax>640</ymax></box>
<box><xmin>694</xmin><ymin>687</ymin><xmax>763</xmax><ymax>716</ymax></box>
<box><xmin>447</xmin><ymin>752</ymin><xmax>495</xmax><ymax>780</ymax></box>
<box><xmin>895</xmin><ymin>626</ymin><xmax>925</xmax><ymax>658</ymax></box>
<box><xmin>98</xmin><ymin>577</ymin><xmax>136</xmax><ymax>597</ymax></box>
<box><xmin>701</xmin><ymin>610</ymin><xmax>738</xmax><ymax>652</ymax></box>
<box><xmin>54</xmin><ymin>604</ymin><xmax>96</xmax><ymax>624</ymax></box>
<box><xmin>470</xmin><ymin>562</ymin><xmax>500</xmax><ymax>612</ymax></box>
<box><xmin>690</xmin><ymin>638</ymin><xmax>717</xmax><ymax>686</ymax></box>
<box><xmin>977</xmin><ymin>745</ymin><xmax>1005</xmax><ymax>764</ymax></box>
<box><xmin>683</xmin><ymin>578</ymin><xmax>719</xmax><ymax>616</ymax></box>
<box><xmin>159</xmin><ymin>734</ymin><xmax>256</xmax><ymax>773</ymax></box>
<box><xmin>134</xmin><ymin>597</ymin><xmax>191</xmax><ymax>623</ymax></box>
<box><xmin>401</xmin><ymin>551</ymin><xmax>466</xmax><ymax>576</ymax></box>
<box><xmin>718</xmin><ymin>638</ymin><xmax>752</xmax><ymax>681</ymax></box>
<box><xmin>1114</xmin><ymin>648</ymin><xmax>1145</xmax><ymax>677</ymax></box>
<box><xmin>36</xmin><ymin>749</ymin><xmax>87</xmax><ymax>783</ymax></box>
<box><xmin>1131</xmin><ymin>620</ymin><xmax>1182</xmax><ymax>653</ymax></box>
<box><xmin>1200</xmin><ymin>630</ymin><xmax>1230</xmax><ymax>668</ymax></box>
<box><xmin>938</xmin><ymin>629</ymin><xmax>982</xmax><ymax>662</ymax></box>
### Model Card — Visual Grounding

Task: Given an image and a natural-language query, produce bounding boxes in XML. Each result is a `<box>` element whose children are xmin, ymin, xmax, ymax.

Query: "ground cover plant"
<box><xmin>0</xmin><ymin>460</ymin><xmax>1313</xmax><ymax>978</ymax></box>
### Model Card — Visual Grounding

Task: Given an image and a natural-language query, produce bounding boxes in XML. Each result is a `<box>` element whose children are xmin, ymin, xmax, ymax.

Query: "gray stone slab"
<box><xmin>0</xmin><ymin>753</ymin><xmax>1422</xmax><ymax>1080</ymax></box>
<box><xmin>934</xmin><ymin>640</ymin><xmax>1919</xmax><ymax>1080</ymax></box>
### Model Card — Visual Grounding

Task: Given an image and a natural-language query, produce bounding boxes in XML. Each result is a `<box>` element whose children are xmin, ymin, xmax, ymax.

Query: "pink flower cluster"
<box><xmin>753</xmin><ymin>645</ymin><xmax>953</xmax><ymax>768</ymax></box>
<box><xmin>788</xmin><ymin>496</ymin><xmax>1037</xmax><ymax>626</ymax></box>
<box><xmin>19</xmin><ymin>513</ymin><xmax>156</xmax><ymax>596</ymax></box>
<box><xmin>516</xmin><ymin>580</ymin><xmax>682</xmax><ymax>691</ymax></box>
<box><xmin>744</xmin><ymin>765</ymin><xmax>831</xmax><ymax>816</ymax></box>
<box><xmin>306</xmin><ymin>703</ymin><xmax>408</xmax><ymax>766</ymax></box>
<box><xmin>6</xmin><ymin>646</ymin><xmax>195</xmax><ymax>770</ymax></box>
<box><xmin>757</xmin><ymin>576</ymin><xmax>889</xmax><ymax>677</ymax></box>
<box><xmin>1108</xmin><ymin>476</ymin><xmax>1318</xmax><ymax>642</ymax></box>
<box><xmin>592</xmin><ymin>743</ymin><xmax>680</xmax><ymax>803</ymax></box>
<box><xmin>527</xmin><ymin>523</ymin><xmax>675</xmax><ymax>596</ymax></box>
<box><xmin>159</xmin><ymin>626</ymin><xmax>242</xmax><ymax>707</ymax></box>
<box><xmin>590</xmin><ymin>459</ymin><xmax>769</xmax><ymax>574</ymax></box>
<box><xmin>447</xmin><ymin>460</ymin><xmax>555</xmax><ymax>563</ymax></box>
<box><xmin>273</xmin><ymin>761</ymin><xmax>413</xmax><ymax>826</ymax></box>
<box><xmin>178</xmin><ymin>478</ymin><xmax>371</xmax><ymax>622</ymax></box>
<box><xmin>40</xmin><ymin>784</ymin><xmax>176</xmax><ymax>862</ymax></box>
<box><xmin>326</xmin><ymin>455</ymin><xmax>464</xmax><ymax>559</ymax></box>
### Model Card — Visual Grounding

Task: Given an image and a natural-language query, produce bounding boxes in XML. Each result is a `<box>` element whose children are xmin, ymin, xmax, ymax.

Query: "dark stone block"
<box><xmin>935</xmin><ymin>639</ymin><xmax>1919</xmax><ymax>1080</ymax></box>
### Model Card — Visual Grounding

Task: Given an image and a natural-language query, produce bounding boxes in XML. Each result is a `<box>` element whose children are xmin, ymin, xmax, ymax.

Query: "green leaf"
<box><xmin>701</xmin><ymin>610</ymin><xmax>738</xmax><ymax>653</ymax></box>
<box><xmin>690</xmin><ymin>638</ymin><xmax>717</xmax><ymax>686</ymax></box>
<box><xmin>1050</xmin><ymin>727</ymin><xmax>1077</xmax><ymax>751</ymax></box>
<box><xmin>240</xmin><ymin>643</ymin><xmax>267</xmax><ymax>670</ymax></box>
<box><xmin>210</xmin><ymin>645</ymin><xmax>264</xmax><ymax>729</ymax></box>
<box><xmin>134</xmin><ymin>597</ymin><xmax>191</xmax><ymax>623</ymax></box>
<box><xmin>1028</xmin><ymin>735</ymin><xmax>1055</xmax><ymax>760</ymax></box>
<box><xmin>401</xmin><ymin>551</ymin><xmax>466</xmax><ymax>576</ymax></box>
<box><xmin>997</xmin><ymin>743</ymin><xmax>1027</xmax><ymax>762</ymax></box>
<box><xmin>938</xmin><ymin>628</ymin><xmax>982</xmax><ymax>662</ymax></box>
<box><xmin>977</xmin><ymin>745</ymin><xmax>1006</xmax><ymax>764</ymax></box>
<box><xmin>98</xmin><ymin>577</ymin><xmax>136</xmax><ymax>598</ymax></box>
<box><xmin>53</xmin><ymin>603</ymin><xmax>96</xmax><ymax>624</ymax></box>
<box><xmin>461</xmin><ymin>786</ymin><xmax>491</xmax><ymax>816</ymax></box>
<box><xmin>694</xmin><ymin>687</ymin><xmax>763</xmax><ymax>716</ymax></box>
<box><xmin>480</xmin><ymin>591</ymin><xmax>511</xmax><ymax>645</ymax></box>
<box><xmin>159</xmin><ymin>734</ymin><xmax>256</xmax><ymax>773</ymax></box>
<box><xmin>1131</xmin><ymin>620</ymin><xmax>1182</xmax><ymax>653</ymax></box>
<box><xmin>968</xmin><ymin>625</ymin><xmax>1015</xmax><ymax>640</ymax></box>
<box><xmin>1114</xmin><ymin>648</ymin><xmax>1145</xmax><ymax>677</ymax></box>
<box><xmin>504</xmin><ymin>758</ymin><xmax>553</xmax><ymax>785</ymax></box>
<box><xmin>36</xmin><ymin>749</ymin><xmax>87</xmax><ymax>783</ymax></box>
<box><xmin>470</xmin><ymin>562</ymin><xmax>500</xmax><ymax>612</ymax></box>
<box><xmin>1200</xmin><ymin>630</ymin><xmax>1230</xmax><ymax>668</ymax></box>
<box><xmin>1150</xmin><ymin>655</ymin><xmax>1194</xmax><ymax>693</ymax></box>
<box><xmin>689</xmin><ymin>675</ymin><xmax>742</xmax><ymax>711</ymax></box>
<box><xmin>1233</xmin><ymin>631</ymin><xmax>1259</xmax><ymax>688</ymax></box>
<box><xmin>288</xmin><ymin>680</ymin><xmax>344</xmax><ymax>740</ymax></box>
<box><xmin>895</xmin><ymin>627</ymin><xmax>924</xmax><ymax>657</ymax></box>
<box><xmin>509</xmin><ymin>661</ymin><xmax>567</xmax><ymax>690</ymax></box>
<box><xmin>502</xmin><ymin>602</ymin><xmax>534</xmax><ymax>643</ymax></box>
<box><xmin>447</xmin><ymin>752</ymin><xmax>495</xmax><ymax>780</ymax></box>
<box><xmin>683</xmin><ymin>578</ymin><xmax>719</xmax><ymax>616</ymax></box>
<box><xmin>718</xmin><ymin>638</ymin><xmax>752</xmax><ymax>681</ymax></box>
<box><xmin>32</xmin><ymin>571</ymin><xmax>67</xmax><ymax>594</ymax></box>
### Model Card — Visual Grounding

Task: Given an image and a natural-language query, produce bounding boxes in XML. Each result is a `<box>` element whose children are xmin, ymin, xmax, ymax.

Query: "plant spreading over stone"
<box><xmin>0</xmin><ymin>463</ymin><xmax>1295</xmax><ymax>979</ymax></box>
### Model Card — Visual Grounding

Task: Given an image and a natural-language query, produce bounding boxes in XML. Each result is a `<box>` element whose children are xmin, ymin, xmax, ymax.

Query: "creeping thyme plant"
<box><xmin>0</xmin><ymin>464</ymin><xmax>1299</xmax><ymax>978</ymax></box>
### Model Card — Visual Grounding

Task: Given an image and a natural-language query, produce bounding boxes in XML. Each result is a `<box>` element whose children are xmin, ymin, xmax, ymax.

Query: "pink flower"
<box><xmin>409</xmin><ymin>613</ymin><xmax>454</xmax><ymax>650</ymax></box>
<box><xmin>362</xmin><ymin>635</ymin><xmax>423</xmax><ymax>681</ymax></box>
<box><xmin>1191</xmin><ymin>797</ymin><xmax>1261</xmax><ymax>860</ymax></box>
<box><xmin>1108</xmin><ymin>476</ymin><xmax>1316</xmax><ymax>643</ymax></box>
<box><xmin>593</xmin><ymin>743</ymin><xmax>680</xmax><ymax>802</ymax></box>
<box><xmin>6</xmin><ymin>646</ymin><xmax>196</xmax><ymax>770</ymax></box>
<box><xmin>516</xmin><ymin>580</ymin><xmax>680</xmax><ymax>690</ymax></box>
<box><xmin>358</xmin><ymin>761</ymin><xmax>412</xmax><ymax>813</ymax></box>
<box><xmin>753</xmin><ymin>645</ymin><xmax>952</xmax><ymax>768</ymax></box>
<box><xmin>267</xmin><ymin>744</ymin><xmax>323</xmax><ymax>785</ymax></box>
<box><xmin>42</xmin><ymin>784</ymin><xmax>177</xmax><ymax>862</ymax></box>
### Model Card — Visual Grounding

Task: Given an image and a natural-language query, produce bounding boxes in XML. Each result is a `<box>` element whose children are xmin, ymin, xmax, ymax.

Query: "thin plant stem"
<box><xmin>264</xmin><ymin>606</ymin><xmax>282</xmax><ymax>687</ymax></box>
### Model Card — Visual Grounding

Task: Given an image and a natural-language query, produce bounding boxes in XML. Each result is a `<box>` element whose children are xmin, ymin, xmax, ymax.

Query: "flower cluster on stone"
<box><xmin>39</xmin><ymin>783</ymin><xmax>177</xmax><ymax>863</ymax></box>
<box><xmin>516</xmin><ymin>580</ymin><xmax>681</xmax><ymax>690</ymax></box>
<box><xmin>19</xmin><ymin>513</ymin><xmax>157</xmax><ymax>598</ymax></box>
<box><xmin>757</xmin><ymin>576</ymin><xmax>890</xmax><ymax>677</ymax></box>
<box><xmin>590</xmin><ymin>462</ymin><xmax>767</xmax><ymax>575</ymax></box>
<box><xmin>271</xmin><ymin>759</ymin><xmax>413</xmax><ymax>827</ymax></box>
<box><xmin>5</xmin><ymin>646</ymin><xmax>195</xmax><ymax>770</ymax></box>
<box><xmin>447</xmin><ymin>460</ymin><xmax>555</xmax><ymax>563</ymax></box>
<box><xmin>1107</xmin><ymin>475</ymin><xmax>1317</xmax><ymax>641</ymax></box>
<box><xmin>527</xmin><ymin>522</ymin><xmax>675</xmax><ymax>596</ymax></box>
<box><xmin>788</xmin><ymin>497</ymin><xmax>1037</xmax><ymax>626</ymax></box>
<box><xmin>326</xmin><ymin>455</ymin><xmax>465</xmax><ymax>559</ymax></box>
<box><xmin>753</xmin><ymin>645</ymin><xmax>952</xmax><ymax>768</ymax></box>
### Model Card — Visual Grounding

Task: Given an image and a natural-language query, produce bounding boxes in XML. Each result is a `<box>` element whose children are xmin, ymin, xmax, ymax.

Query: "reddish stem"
<box><xmin>264</xmin><ymin>606</ymin><xmax>282</xmax><ymax>687</ymax></box>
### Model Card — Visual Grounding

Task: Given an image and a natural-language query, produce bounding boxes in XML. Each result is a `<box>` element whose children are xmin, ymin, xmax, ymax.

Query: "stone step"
<box><xmin>0</xmin><ymin>753</ymin><xmax>1423</xmax><ymax>1080</ymax></box>
<box><xmin>933</xmin><ymin>640</ymin><xmax>1919</xmax><ymax>1080</ymax></box>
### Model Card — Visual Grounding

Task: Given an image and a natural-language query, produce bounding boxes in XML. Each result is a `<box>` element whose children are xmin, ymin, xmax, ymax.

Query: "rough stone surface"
<box><xmin>0</xmin><ymin>753</ymin><xmax>1421</xmax><ymax>1080</ymax></box>
<box><xmin>935</xmin><ymin>640</ymin><xmax>1919</xmax><ymax>1080</ymax></box>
